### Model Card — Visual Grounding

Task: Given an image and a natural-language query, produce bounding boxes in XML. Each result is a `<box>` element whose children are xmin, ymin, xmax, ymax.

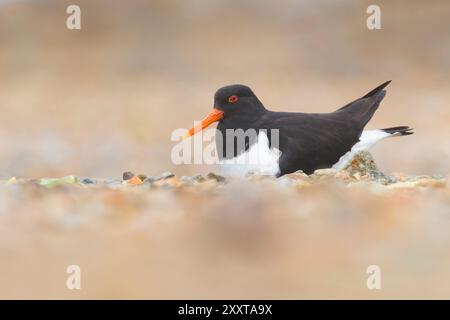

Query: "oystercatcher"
<box><xmin>184</xmin><ymin>81</ymin><xmax>413</xmax><ymax>176</ymax></box>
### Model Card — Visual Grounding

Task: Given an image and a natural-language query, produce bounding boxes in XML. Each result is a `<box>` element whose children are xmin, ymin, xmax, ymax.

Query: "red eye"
<box><xmin>228</xmin><ymin>95</ymin><xmax>238</xmax><ymax>103</ymax></box>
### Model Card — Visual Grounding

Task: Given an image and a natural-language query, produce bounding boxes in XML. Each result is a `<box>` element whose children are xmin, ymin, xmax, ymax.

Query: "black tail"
<box><xmin>361</xmin><ymin>80</ymin><xmax>392</xmax><ymax>99</ymax></box>
<box><xmin>381</xmin><ymin>126</ymin><xmax>414</xmax><ymax>136</ymax></box>
<box><xmin>336</xmin><ymin>80</ymin><xmax>392</xmax><ymax>129</ymax></box>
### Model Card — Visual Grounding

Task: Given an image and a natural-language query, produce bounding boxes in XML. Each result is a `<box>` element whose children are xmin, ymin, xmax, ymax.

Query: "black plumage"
<box><xmin>209</xmin><ymin>81</ymin><xmax>412</xmax><ymax>176</ymax></box>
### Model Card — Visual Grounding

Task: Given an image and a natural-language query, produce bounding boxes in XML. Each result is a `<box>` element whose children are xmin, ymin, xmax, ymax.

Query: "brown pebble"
<box><xmin>123</xmin><ymin>171</ymin><xmax>135</xmax><ymax>181</ymax></box>
<box><xmin>206</xmin><ymin>172</ymin><xmax>226</xmax><ymax>183</ymax></box>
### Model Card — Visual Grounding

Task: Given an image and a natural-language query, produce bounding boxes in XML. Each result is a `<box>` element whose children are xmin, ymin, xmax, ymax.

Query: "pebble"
<box><xmin>137</xmin><ymin>174</ymin><xmax>147</xmax><ymax>181</ymax></box>
<box><xmin>122</xmin><ymin>171</ymin><xmax>135</xmax><ymax>181</ymax></box>
<box><xmin>192</xmin><ymin>174</ymin><xmax>206</xmax><ymax>183</ymax></box>
<box><xmin>1</xmin><ymin>156</ymin><xmax>445</xmax><ymax>192</ymax></box>
<box><xmin>81</xmin><ymin>178</ymin><xmax>96</xmax><ymax>184</ymax></box>
<box><xmin>180</xmin><ymin>176</ymin><xmax>194</xmax><ymax>187</ymax></box>
<box><xmin>285</xmin><ymin>171</ymin><xmax>309</xmax><ymax>180</ymax></box>
<box><xmin>124</xmin><ymin>176</ymin><xmax>144</xmax><ymax>186</ymax></box>
<box><xmin>153</xmin><ymin>172</ymin><xmax>175</xmax><ymax>181</ymax></box>
<box><xmin>343</xmin><ymin>150</ymin><xmax>388</xmax><ymax>181</ymax></box>
<box><xmin>313</xmin><ymin>168</ymin><xmax>338</xmax><ymax>176</ymax></box>
<box><xmin>206</xmin><ymin>172</ymin><xmax>226</xmax><ymax>183</ymax></box>
<box><xmin>37</xmin><ymin>175</ymin><xmax>78</xmax><ymax>188</ymax></box>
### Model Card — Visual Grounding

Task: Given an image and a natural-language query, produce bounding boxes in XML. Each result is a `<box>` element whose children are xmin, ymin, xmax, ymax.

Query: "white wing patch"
<box><xmin>219</xmin><ymin>131</ymin><xmax>281</xmax><ymax>177</ymax></box>
<box><xmin>332</xmin><ymin>130</ymin><xmax>391</xmax><ymax>170</ymax></box>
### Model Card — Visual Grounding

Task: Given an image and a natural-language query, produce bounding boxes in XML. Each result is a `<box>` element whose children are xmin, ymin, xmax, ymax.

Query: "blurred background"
<box><xmin>0</xmin><ymin>0</ymin><xmax>449</xmax><ymax>178</ymax></box>
<box><xmin>1</xmin><ymin>0</ymin><xmax>450</xmax><ymax>300</ymax></box>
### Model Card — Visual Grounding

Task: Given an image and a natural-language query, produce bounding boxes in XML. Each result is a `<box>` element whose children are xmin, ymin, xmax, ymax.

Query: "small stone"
<box><xmin>313</xmin><ymin>168</ymin><xmax>338</xmax><ymax>176</ymax></box>
<box><xmin>343</xmin><ymin>151</ymin><xmax>388</xmax><ymax>182</ymax></box>
<box><xmin>37</xmin><ymin>175</ymin><xmax>78</xmax><ymax>188</ymax></box>
<box><xmin>153</xmin><ymin>172</ymin><xmax>175</xmax><ymax>181</ymax></box>
<box><xmin>81</xmin><ymin>178</ymin><xmax>96</xmax><ymax>184</ymax></box>
<box><xmin>206</xmin><ymin>172</ymin><xmax>226</xmax><ymax>183</ymax></box>
<box><xmin>192</xmin><ymin>174</ymin><xmax>206</xmax><ymax>183</ymax></box>
<box><xmin>180</xmin><ymin>176</ymin><xmax>194</xmax><ymax>186</ymax></box>
<box><xmin>153</xmin><ymin>176</ymin><xmax>181</xmax><ymax>188</ymax></box>
<box><xmin>285</xmin><ymin>171</ymin><xmax>309</xmax><ymax>181</ymax></box>
<box><xmin>7</xmin><ymin>177</ymin><xmax>17</xmax><ymax>184</ymax></box>
<box><xmin>143</xmin><ymin>177</ymin><xmax>156</xmax><ymax>184</ymax></box>
<box><xmin>123</xmin><ymin>171</ymin><xmax>135</xmax><ymax>181</ymax></box>
<box><xmin>124</xmin><ymin>176</ymin><xmax>144</xmax><ymax>186</ymax></box>
<box><xmin>137</xmin><ymin>174</ymin><xmax>147</xmax><ymax>181</ymax></box>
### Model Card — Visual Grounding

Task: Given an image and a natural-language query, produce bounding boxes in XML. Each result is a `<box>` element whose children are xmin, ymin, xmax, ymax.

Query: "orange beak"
<box><xmin>183</xmin><ymin>108</ymin><xmax>224</xmax><ymax>139</ymax></box>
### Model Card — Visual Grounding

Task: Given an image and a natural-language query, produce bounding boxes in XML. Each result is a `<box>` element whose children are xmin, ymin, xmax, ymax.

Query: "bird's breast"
<box><xmin>217</xmin><ymin>131</ymin><xmax>281</xmax><ymax>177</ymax></box>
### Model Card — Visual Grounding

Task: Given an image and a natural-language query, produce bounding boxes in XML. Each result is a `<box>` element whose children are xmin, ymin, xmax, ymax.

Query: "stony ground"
<box><xmin>0</xmin><ymin>152</ymin><xmax>449</xmax><ymax>299</ymax></box>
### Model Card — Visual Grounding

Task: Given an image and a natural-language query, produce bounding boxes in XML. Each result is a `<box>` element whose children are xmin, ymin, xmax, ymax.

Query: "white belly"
<box><xmin>218</xmin><ymin>130</ymin><xmax>392</xmax><ymax>177</ymax></box>
<box><xmin>218</xmin><ymin>131</ymin><xmax>281</xmax><ymax>177</ymax></box>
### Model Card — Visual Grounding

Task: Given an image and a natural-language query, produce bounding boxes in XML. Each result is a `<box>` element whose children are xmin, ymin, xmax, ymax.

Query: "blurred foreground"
<box><xmin>0</xmin><ymin>167</ymin><xmax>448</xmax><ymax>299</ymax></box>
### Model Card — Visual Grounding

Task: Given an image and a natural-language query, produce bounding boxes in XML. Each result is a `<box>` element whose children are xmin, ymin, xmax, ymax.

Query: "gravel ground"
<box><xmin>0</xmin><ymin>152</ymin><xmax>448</xmax><ymax>299</ymax></box>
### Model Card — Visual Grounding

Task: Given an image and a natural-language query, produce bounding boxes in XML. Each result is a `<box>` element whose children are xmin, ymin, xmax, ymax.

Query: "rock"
<box><xmin>122</xmin><ymin>171</ymin><xmax>135</xmax><ymax>181</ymax></box>
<box><xmin>206</xmin><ymin>172</ymin><xmax>226</xmax><ymax>183</ymax></box>
<box><xmin>7</xmin><ymin>177</ymin><xmax>17</xmax><ymax>184</ymax></box>
<box><xmin>192</xmin><ymin>174</ymin><xmax>206</xmax><ymax>183</ymax></box>
<box><xmin>153</xmin><ymin>172</ymin><xmax>175</xmax><ymax>181</ymax></box>
<box><xmin>81</xmin><ymin>178</ymin><xmax>96</xmax><ymax>184</ymax></box>
<box><xmin>124</xmin><ymin>175</ymin><xmax>144</xmax><ymax>186</ymax></box>
<box><xmin>153</xmin><ymin>176</ymin><xmax>182</xmax><ymax>188</ymax></box>
<box><xmin>180</xmin><ymin>176</ymin><xmax>194</xmax><ymax>187</ymax></box>
<box><xmin>143</xmin><ymin>177</ymin><xmax>156</xmax><ymax>184</ymax></box>
<box><xmin>137</xmin><ymin>174</ymin><xmax>147</xmax><ymax>181</ymax></box>
<box><xmin>313</xmin><ymin>168</ymin><xmax>338</xmax><ymax>176</ymax></box>
<box><xmin>37</xmin><ymin>175</ymin><xmax>78</xmax><ymax>188</ymax></box>
<box><xmin>285</xmin><ymin>171</ymin><xmax>309</xmax><ymax>181</ymax></box>
<box><xmin>343</xmin><ymin>151</ymin><xmax>388</xmax><ymax>182</ymax></box>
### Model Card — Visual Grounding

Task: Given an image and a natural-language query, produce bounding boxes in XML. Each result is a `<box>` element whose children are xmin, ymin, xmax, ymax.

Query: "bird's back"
<box><xmin>259</xmin><ymin>81</ymin><xmax>391</xmax><ymax>175</ymax></box>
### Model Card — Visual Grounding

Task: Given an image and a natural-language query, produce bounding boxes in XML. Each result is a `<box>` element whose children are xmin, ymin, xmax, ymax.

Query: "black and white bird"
<box><xmin>184</xmin><ymin>81</ymin><xmax>413</xmax><ymax>177</ymax></box>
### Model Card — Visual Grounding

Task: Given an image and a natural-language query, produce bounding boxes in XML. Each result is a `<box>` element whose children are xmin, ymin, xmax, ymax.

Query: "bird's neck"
<box><xmin>219</xmin><ymin>108</ymin><xmax>267</xmax><ymax>131</ymax></box>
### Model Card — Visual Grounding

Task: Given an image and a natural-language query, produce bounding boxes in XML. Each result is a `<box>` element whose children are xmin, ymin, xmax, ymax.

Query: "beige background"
<box><xmin>0</xmin><ymin>0</ymin><xmax>449</xmax><ymax>178</ymax></box>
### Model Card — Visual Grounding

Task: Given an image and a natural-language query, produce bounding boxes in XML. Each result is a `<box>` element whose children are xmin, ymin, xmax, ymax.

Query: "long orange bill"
<box><xmin>183</xmin><ymin>108</ymin><xmax>224</xmax><ymax>139</ymax></box>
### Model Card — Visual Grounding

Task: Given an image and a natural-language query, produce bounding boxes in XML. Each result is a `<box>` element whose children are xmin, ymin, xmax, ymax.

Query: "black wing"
<box><xmin>259</xmin><ymin>81</ymin><xmax>391</xmax><ymax>175</ymax></box>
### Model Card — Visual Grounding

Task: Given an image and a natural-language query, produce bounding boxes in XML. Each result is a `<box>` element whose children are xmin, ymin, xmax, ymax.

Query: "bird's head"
<box><xmin>184</xmin><ymin>84</ymin><xmax>265</xmax><ymax>138</ymax></box>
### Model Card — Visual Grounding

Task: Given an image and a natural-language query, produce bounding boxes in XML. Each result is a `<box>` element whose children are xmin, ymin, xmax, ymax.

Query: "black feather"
<box><xmin>381</xmin><ymin>126</ymin><xmax>414</xmax><ymax>136</ymax></box>
<box><xmin>362</xmin><ymin>80</ymin><xmax>392</xmax><ymax>98</ymax></box>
